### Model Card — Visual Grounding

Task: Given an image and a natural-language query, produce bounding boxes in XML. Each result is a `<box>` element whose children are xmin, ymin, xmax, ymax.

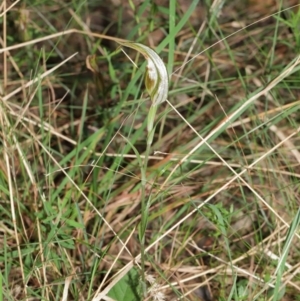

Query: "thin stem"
<box><xmin>140</xmin><ymin>112</ymin><xmax>154</xmax><ymax>297</ymax></box>
<box><xmin>140</xmin><ymin>169</ymin><xmax>147</xmax><ymax>297</ymax></box>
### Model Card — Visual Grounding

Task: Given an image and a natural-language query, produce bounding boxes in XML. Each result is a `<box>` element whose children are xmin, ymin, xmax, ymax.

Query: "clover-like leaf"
<box><xmin>117</xmin><ymin>41</ymin><xmax>168</xmax><ymax>106</ymax></box>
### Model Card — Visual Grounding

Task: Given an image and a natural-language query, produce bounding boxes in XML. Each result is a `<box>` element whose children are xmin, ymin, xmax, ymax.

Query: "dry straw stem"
<box><xmin>0</xmin><ymin>0</ymin><xmax>21</xmax><ymax>17</ymax></box>
<box><xmin>0</xmin><ymin>28</ymin><xmax>126</xmax><ymax>54</ymax></box>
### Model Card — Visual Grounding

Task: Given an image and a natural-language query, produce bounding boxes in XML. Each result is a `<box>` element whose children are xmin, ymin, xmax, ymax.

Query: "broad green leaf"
<box><xmin>64</xmin><ymin>218</ymin><xmax>85</xmax><ymax>229</ymax></box>
<box><xmin>59</xmin><ymin>240</ymin><xmax>75</xmax><ymax>249</ymax></box>
<box><xmin>107</xmin><ymin>267</ymin><xmax>141</xmax><ymax>301</ymax></box>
